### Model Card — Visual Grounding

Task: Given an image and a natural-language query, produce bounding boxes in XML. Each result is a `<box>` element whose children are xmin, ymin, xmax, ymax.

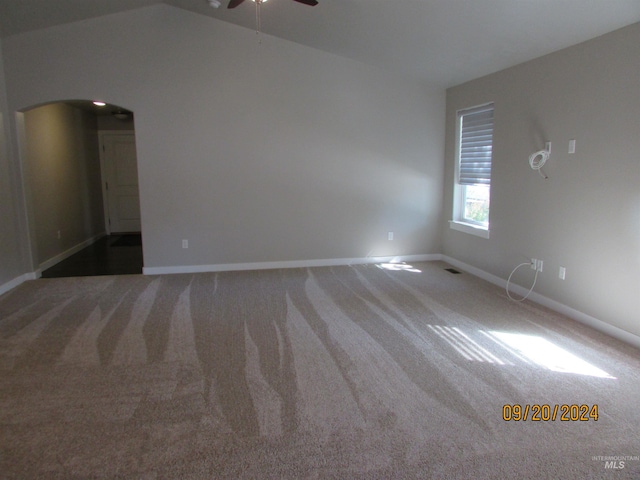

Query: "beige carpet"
<box><xmin>0</xmin><ymin>261</ymin><xmax>639</xmax><ymax>479</ymax></box>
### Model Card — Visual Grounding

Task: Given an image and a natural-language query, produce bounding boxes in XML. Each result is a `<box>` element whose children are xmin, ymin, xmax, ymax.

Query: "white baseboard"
<box><xmin>441</xmin><ymin>255</ymin><xmax>640</xmax><ymax>350</ymax></box>
<box><xmin>0</xmin><ymin>272</ymin><xmax>38</xmax><ymax>297</ymax></box>
<box><xmin>38</xmin><ymin>232</ymin><xmax>107</xmax><ymax>274</ymax></box>
<box><xmin>143</xmin><ymin>254</ymin><xmax>440</xmax><ymax>276</ymax></box>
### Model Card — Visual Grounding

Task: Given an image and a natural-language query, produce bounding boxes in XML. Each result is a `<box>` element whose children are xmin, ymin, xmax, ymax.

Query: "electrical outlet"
<box><xmin>57</xmin><ymin>230</ymin><xmax>61</xmax><ymax>239</ymax></box>
<box><xmin>531</xmin><ymin>258</ymin><xmax>537</xmax><ymax>270</ymax></box>
<box><xmin>568</xmin><ymin>139</ymin><xmax>576</xmax><ymax>154</ymax></box>
<box><xmin>559</xmin><ymin>266</ymin><xmax>566</xmax><ymax>280</ymax></box>
<box><xmin>182</xmin><ymin>239</ymin><xmax>188</xmax><ymax>249</ymax></box>
<box><xmin>536</xmin><ymin>259</ymin><xmax>544</xmax><ymax>272</ymax></box>
<box><xmin>388</xmin><ymin>232</ymin><xmax>394</xmax><ymax>241</ymax></box>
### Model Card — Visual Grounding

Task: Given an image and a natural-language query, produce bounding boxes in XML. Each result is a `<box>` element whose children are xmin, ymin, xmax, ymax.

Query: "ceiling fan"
<box><xmin>227</xmin><ymin>0</ymin><xmax>318</xmax><ymax>7</ymax></box>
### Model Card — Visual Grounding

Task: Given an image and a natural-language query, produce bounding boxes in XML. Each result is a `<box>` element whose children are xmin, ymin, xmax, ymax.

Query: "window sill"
<box><xmin>449</xmin><ymin>221</ymin><xmax>490</xmax><ymax>239</ymax></box>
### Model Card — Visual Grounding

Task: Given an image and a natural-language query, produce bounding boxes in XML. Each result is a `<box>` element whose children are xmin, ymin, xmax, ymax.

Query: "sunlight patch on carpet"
<box><xmin>376</xmin><ymin>262</ymin><xmax>422</xmax><ymax>273</ymax></box>
<box><xmin>429</xmin><ymin>325</ymin><xmax>616</xmax><ymax>379</ymax></box>
<box><xmin>488</xmin><ymin>331</ymin><xmax>616</xmax><ymax>379</ymax></box>
<box><xmin>428</xmin><ymin>325</ymin><xmax>509</xmax><ymax>365</ymax></box>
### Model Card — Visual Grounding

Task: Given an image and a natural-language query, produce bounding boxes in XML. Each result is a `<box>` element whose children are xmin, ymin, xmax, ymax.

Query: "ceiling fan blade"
<box><xmin>228</xmin><ymin>0</ymin><xmax>245</xmax><ymax>8</ymax></box>
<box><xmin>293</xmin><ymin>0</ymin><xmax>318</xmax><ymax>5</ymax></box>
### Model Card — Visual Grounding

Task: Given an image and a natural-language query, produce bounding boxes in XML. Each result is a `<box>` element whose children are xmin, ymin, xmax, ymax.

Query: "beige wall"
<box><xmin>0</xmin><ymin>39</ymin><xmax>26</xmax><ymax>287</ymax></box>
<box><xmin>443</xmin><ymin>23</ymin><xmax>640</xmax><ymax>337</ymax></box>
<box><xmin>22</xmin><ymin>103</ymin><xmax>105</xmax><ymax>267</ymax></box>
<box><xmin>3</xmin><ymin>5</ymin><xmax>445</xmax><ymax>271</ymax></box>
<box><xmin>97</xmin><ymin>114</ymin><xmax>134</xmax><ymax>131</ymax></box>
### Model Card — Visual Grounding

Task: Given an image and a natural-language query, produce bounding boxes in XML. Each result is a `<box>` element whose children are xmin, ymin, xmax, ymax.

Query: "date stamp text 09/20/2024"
<box><xmin>502</xmin><ymin>404</ymin><xmax>598</xmax><ymax>422</ymax></box>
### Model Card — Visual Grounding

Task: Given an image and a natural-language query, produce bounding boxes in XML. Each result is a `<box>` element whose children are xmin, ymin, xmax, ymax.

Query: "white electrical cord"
<box><xmin>505</xmin><ymin>262</ymin><xmax>539</xmax><ymax>302</ymax></box>
<box><xmin>529</xmin><ymin>150</ymin><xmax>549</xmax><ymax>179</ymax></box>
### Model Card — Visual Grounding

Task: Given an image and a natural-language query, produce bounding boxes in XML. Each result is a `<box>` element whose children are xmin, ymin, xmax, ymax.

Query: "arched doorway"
<box><xmin>18</xmin><ymin>100</ymin><xmax>143</xmax><ymax>277</ymax></box>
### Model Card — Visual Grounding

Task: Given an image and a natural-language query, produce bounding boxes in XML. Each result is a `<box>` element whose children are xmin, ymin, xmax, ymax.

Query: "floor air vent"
<box><xmin>445</xmin><ymin>268</ymin><xmax>461</xmax><ymax>274</ymax></box>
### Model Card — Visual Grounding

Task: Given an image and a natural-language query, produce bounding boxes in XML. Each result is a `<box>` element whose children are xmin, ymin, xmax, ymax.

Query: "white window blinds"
<box><xmin>458</xmin><ymin>105</ymin><xmax>494</xmax><ymax>186</ymax></box>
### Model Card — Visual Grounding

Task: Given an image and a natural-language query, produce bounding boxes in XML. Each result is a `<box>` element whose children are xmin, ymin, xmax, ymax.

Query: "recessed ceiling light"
<box><xmin>93</xmin><ymin>101</ymin><xmax>106</xmax><ymax>107</ymax></box>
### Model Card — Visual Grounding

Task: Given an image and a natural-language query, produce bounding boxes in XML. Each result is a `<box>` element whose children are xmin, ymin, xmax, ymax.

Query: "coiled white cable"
<box><xmin>529</xmin><ymin>150</ymin><xmax>549</xmax><ymax>179</ymax></box>
<box><xmin>505</xmin><ymin>262</ymin><xmax>539</xmax><ymax>302</ymax></box>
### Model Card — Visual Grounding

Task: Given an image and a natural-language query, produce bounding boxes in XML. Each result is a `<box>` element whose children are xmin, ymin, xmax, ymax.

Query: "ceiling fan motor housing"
<box><xmin>228</xmin><ymin>0</ymin><xmax>317</xmax><ymax>8</ymax></box>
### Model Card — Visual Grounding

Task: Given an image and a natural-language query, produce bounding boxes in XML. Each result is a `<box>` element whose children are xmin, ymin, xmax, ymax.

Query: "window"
<box><xmin>451</xmin><ymin>103</ymin><xmax>494</xmax><ymax>238</ymax></box>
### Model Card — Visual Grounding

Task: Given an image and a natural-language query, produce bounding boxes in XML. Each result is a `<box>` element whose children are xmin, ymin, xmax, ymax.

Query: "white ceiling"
<box><xmin>1</xmin><ymin>0</ymin><xmax>640</xmax><ymax>87</ymax></box>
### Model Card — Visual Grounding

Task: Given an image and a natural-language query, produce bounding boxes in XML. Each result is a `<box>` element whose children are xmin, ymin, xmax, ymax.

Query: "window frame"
<box><xmin>450</xmin><ymin>103</ymin><xmax>494</xmax><ymax>239</ymax></box>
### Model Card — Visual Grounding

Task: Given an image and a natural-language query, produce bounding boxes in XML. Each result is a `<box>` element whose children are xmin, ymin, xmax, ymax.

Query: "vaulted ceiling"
<box><xmin>1</xmin><ymin>0</ymin><xmax>639</xmax><ymax>87</ymax></box>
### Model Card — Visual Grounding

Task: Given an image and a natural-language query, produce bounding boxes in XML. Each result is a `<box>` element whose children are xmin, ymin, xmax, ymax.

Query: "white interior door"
<box><xmin>101</xmin><ymin>133</ymin><xmax>141</xmax><ymax>233</ymax></box>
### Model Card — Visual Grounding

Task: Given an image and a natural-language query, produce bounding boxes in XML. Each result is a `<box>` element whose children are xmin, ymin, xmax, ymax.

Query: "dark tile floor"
<box><xmin>41</xmin><ymin>234</ymin><xmax>143</xmax><ymax>278</ymax></box>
